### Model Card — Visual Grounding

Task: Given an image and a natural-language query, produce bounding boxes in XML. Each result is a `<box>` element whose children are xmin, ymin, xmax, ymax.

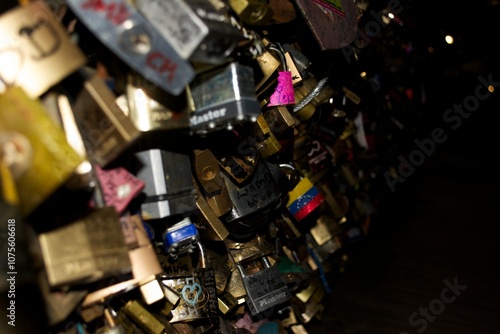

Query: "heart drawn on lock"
<box><xmin>181</xmin><ymin>283</ymin><xmax>202</xmax><ymax>306</ymax></box>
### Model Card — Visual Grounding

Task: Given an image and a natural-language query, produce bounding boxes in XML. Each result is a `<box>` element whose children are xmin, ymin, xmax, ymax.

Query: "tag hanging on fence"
<box><xmin>268</xmin><ymin>71</ymin><xmax>295</xmax><ymax>106</ymax></box>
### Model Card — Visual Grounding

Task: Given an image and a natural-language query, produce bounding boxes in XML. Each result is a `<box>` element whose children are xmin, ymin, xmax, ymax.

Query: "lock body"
<box><xmin>66</xmin><ymin>0</ymin><xmax>195</xmax><ymax>96</ymax></box>
<box><xmin>134</xmin><ymin>149</ymin><xmax>196</xmax><ymax>220</ymax></box>
<box><xmin>188</xmin><ymin>62</ymin><xmax>261</xmax><ymax>134</ymax></box>
<box><xmin>162</xmin><ymin>217</ymin><xmax>200</xmax><ymax>259</ymax></box>
<box><xmin>238</xmin><ymin>257</ymin><xmax>292</xmax><ymax>316</ymax></box>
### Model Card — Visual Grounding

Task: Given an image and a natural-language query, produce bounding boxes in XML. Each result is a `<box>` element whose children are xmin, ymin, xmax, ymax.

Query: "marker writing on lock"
<box><xmin>81</xmin><ymin>0</ymin><xmax>128</xmax><ymax>25</ymax></box>
<box><xmin>79</xmin><ymin>0</ymin><xmax>179</xmax><ymax>83</ymax></box>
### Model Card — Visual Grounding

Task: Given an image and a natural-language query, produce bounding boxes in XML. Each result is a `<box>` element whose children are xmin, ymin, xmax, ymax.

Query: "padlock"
<box><xmin>93</xmin><ymin>164</ymin><xmax>145</xmax><ymax>215</ymax></box>
<box><xmin>191</xmin><ymin>177</ymin><xmax>230</xmax><ymax>241</ymax></box>
<box><xmin>41</xmin><ymin>91</ymin><xmax>95</xmax><ymax>193</ymax></box>
<box><xmin>217</xmin><ymin>144</ymin><xmax>259</xmax><ymax>186</ymax></box>
<box><xmin>281</xmin><ymin>44</ymin><xmax>311</xmax><ymax>79</ymax></box>
<box><xmin>0</xmin><ymin>86</ymin><xmax>83</xmax><ymax>217</ymax></box>
<box><xmin>218</xmin><ymin>290</ymin><xmax>239</xmax><ymax>315</ymax></box>
<box><xmin>284</xmin><ymin>51</ymin><xmax>303</xmax><ymax>86</ymax></box>
<box><xmin>161</xmin><ymin>242</ymin><xmax>218</xmax><ymax>323</ymax></box>
<box><xmin>134</xmin><ymin>148</ymin><xmax>196</xmax><ymax>220</ymax></box>
<box><xmin>121</xmin><ymin>300</ymin><xmax>171</xmax><ymax>334</ymax></box>
<box><xmin>225</xmin><ymin>234</ymin><xmax>274</xmax><ymax>264</ymax></box>
<box><xmin>296</xmin><ymin>139</ymin><xmax>333</xmax><ymax>181</ymax></box>
<box><xmin>38</xmin><ymin>206</ymin><xmax>131</xmax><ymax>288</ymax></box>
<box><xmin>225</xmin><ymin>267</ymin><xmax>247</xmax><ymax>303</ymax></box>
<box><xmin>66</xmin><ymin>0</ymin><xmax>195</xmax><ymax>96</ymax></box>
<box><xmin>193</xmin><ymin>149</ymin><xmax>232</xmax><ymax>217</ymax></box>
<box><xmin>135</xmin><ymin>0</ymin><xmax>246</xmax><ymax>65</ymax></box>
<box><xmin>263</xmin><ymin>106</ymin><xmax>296</xmax><ymax>138</ymax></box>
<box><xmin>244</xmin><ymin>113</ymin><xmax>282</xmax><ymax>158</ymax></box>
<box><xmin>188</xmin><ymin>62</ymin><xmax>261</xmax><ymax>134</ymax></box>
<box><xmin>116</xmin><ymin>73</ymin><xmax>191</xmax><ymax>132</ymax></box>
<box><xmin>254</xmin><ymin>44</ymin><xmax>281</xmax><ymax>94</ymax></box>
<box><xmin>36</xmin><ymin>269</ymin><xmax>88</xmax><ymax>327</ymax></box>
<box><xmin>220</xmin><ymin>155</ymin><xmax>283</xmax><ymax>240</ymax></box>
<box><xmin>124</xmin><ymin>214</ymin><xmax>164</xmax><ymax>305</ymax></box>
<box><xmin>205</xmin><ymin>247</ymin><xmax>233</xmax><ymax>295</ymax></box>
<box><xmin>229</xmin><ymin>0</ymin><xmax>274</xmax><ymax>26</ymax></box>
<box><xmin>162</xmin><ymin>217</ymin><xmax>200</xmax><ymax>260</ymax></box>
<box><xmin>317</xmin><ymin>180</ymin><xmax>349</xmax><ymax>220</ymax></box>
<box><xmin>266</xmin><ymin>0</ymin><xmax>297</xmax><ymax>24</ymax></box>
<box><xmin>63</xmin><ymin>68</ymin><xmax>142</xmax><ymax>168</ymax></box>
<box><xmin>285</xmin><ymin>176</ymin><xmax>324</xmax><ymax>222</ymax></box>
<box><xmin>263</xmin><ymin>42</ymin><xmax>296</xmax><ymax>108</ymax></box>
<box><xmin>273</xmin><ymin>213</ymin><xmax>302</xmax><ymax>240</ymax></box>
<box><xmin>237</xmin><ymin>256</ymin><xmax>292</xmax><ymax>316</ymax></box>
<box><xmin>293</xmin><ymin>76</ymin><xmax>336</xmax><ymax>121</ymax></box>
<box><xmin>0</xmin><ymin>1</ymin><xmax>87</xmax><ymax>98</ymax></box>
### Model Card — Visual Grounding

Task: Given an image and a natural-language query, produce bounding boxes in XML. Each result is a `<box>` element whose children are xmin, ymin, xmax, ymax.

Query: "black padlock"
<box><xmin>238</xmin><ymin>256</ymin><xmax>292</xmax><ymax>316</ymax></box>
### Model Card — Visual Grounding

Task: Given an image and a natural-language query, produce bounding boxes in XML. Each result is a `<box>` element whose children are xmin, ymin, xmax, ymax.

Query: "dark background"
<box><xmin>308</xmin><ymin>0</ymin><xmax>500</xmax><ymax>333</ymax></box>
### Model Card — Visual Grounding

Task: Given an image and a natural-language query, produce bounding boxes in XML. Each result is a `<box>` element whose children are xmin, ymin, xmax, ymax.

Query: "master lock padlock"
<box><xmin>238</xmin><ymin>256</ymin><xmax>292</xmax><ymax>316</ymax></box>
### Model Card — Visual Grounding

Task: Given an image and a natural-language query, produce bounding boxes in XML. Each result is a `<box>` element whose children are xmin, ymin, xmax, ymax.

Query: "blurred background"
<box><xmin>306</xmin><ymin>0</ymin><xmax>500</xmax><ymax>333</ymax></box>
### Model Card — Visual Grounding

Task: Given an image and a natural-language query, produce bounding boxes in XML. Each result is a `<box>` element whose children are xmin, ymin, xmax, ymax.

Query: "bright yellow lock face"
<box><xmin>0</xmin><ymin>87</ymin><xmax>83</xmax><ymax>217</ymax></box>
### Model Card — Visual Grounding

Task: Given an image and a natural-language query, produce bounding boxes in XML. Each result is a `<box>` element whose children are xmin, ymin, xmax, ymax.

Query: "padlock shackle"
<box><xmin>197</xmin><ymin>241</ymin><xmax>206</xmax><ymax>269</ymax></box>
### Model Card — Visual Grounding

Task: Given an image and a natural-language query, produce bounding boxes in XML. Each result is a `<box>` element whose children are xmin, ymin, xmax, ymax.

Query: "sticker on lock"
<box><xmin>286</xmin><ymin>177</ymin><xmax>325</xmax><ymax>221</ymax></box>
<box><xmin>238</xmin><ymin>257</ymin><xmax>292</xmax><ymax>316</ymax></box>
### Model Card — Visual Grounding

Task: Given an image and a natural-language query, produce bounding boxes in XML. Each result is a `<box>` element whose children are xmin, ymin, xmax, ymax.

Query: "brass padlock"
<box><xmin>229</xmin><ymin>0</ymin><xmax>274</xmax><ymax>26</ymax></box>
<box><xmin>161</xmin><ymin>242</ymin><xmax>218</xmax><ymax>323</ymax></box>
<box><xmin>293</xmin><ymin>76</ymin><xmax>335</xmax><ymax>121</ymax></box>
<box><xmin>0</xmin><ymin>1</ymin><xmax>87</xmax><ymax>98</ymax></box>
<box><xmin>0</xmin><ymin>86</ymin><xmax>83</xmax><ymax>217</ymax></box>
<box><xmin>245</xmin><ymin>113</ymin><xmax>282</xmax><ymax>158</ymax></box>
<box><xmin>121</xmin><ymin>300</ymin><xmax>171</xmax><ymax>334</ymax></box>
<box><xmin>237</xmin><ymin>256</ymin><xmax>292</xmax><ymax>316</ymax></box>
<box><xmin>68</xmin><ymin>69</ymin><xmax>142</xmax><ymax>168</ymax></box>
<box><xmin>38</xmin><ymin>206</ymin><xmax>131</xmax><ymax>288</ymax></box>
<box><xmin>193</xmin><ymin>148</ymin><xmax>232</xmax><ymax>217</ymax></box>
<box><xmin>191</xmin><ymin>178</ymin><xmax>230</xmax><ymax>241</ymax></box>
<box><xmin>117</xmin><ymin>73</ymin><xmax>191</xmax><ymax>132</ymax></box>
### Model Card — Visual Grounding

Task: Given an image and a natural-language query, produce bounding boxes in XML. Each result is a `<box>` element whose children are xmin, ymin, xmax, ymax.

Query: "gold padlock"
<box><xmin>0</xmin><ymin>1</ymin><xmax>87</xmax><ymax>98</ymax></box>
<box><xmin>0</xmin><ymin>86</ymin><xmax>83</xmax><ymax>217</ymax></box>
<box><xmin>229</xmin><ymin>0</ymin><xmax>274</xmax><ymax>25</ymax></box>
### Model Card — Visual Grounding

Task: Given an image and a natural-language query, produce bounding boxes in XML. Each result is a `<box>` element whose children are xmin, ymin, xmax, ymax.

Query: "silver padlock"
<box><xmin>238</xmin><ymin>256</ymin><xmax>292</xmax><ymax>316</ymax></box>
<box><xmin>66</xmin><ymin>0</ymin><xmax>195</xmax><ymax>96</ymax></box>
<box><xmin>188</xmin><ymin>62</ymin><xmax>261</xmax><ymax>134</ymax></box>
<box><xmin>134</xmin><ymin>148</ymin><xmax>196</xmax><ymax>220</ymax></box>
<box><xmin>135</xmin><ymin>0</ymin><xmax>246</xmax><ymax>65</ymax></box>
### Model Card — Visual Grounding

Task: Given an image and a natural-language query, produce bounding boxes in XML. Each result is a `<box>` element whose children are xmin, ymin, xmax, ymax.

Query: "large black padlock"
<box><xmin>238</xmin><ymin>256</ymin><xmax>292</xmax><ymax>316</ymax></box>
